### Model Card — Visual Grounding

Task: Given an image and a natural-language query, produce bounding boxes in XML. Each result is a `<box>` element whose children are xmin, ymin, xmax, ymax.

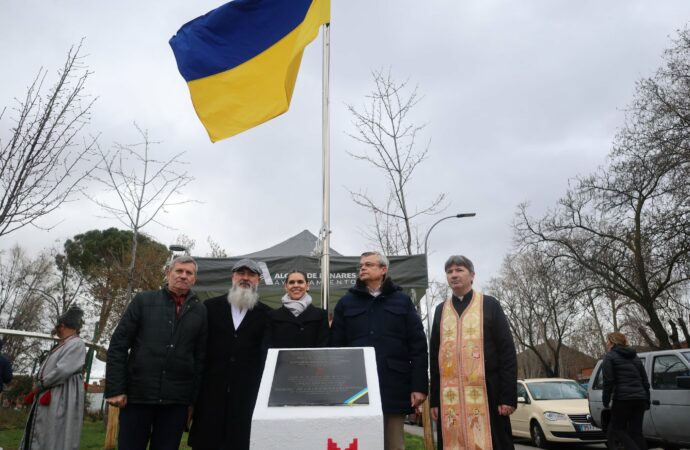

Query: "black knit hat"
<box><xmin>57</xmin><ymin>305</ymin><xmax>85</xmax><ymax>331</ymax></box>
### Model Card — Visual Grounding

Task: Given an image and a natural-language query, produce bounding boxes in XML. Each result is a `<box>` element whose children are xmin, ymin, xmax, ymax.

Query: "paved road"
<box><xmin>512</xmin><ymin>437</ymin><xmax>606</xmax><ymax>450</ymax></box>
<box><xmin>404</xmin><ymin>425</ymin><xmax>676</xmax><ymax>450</ymax></box>
<box><xmin>405</xmin><ymin>425</ymin><xmax>607</xmax><ymax>449</ymax></box>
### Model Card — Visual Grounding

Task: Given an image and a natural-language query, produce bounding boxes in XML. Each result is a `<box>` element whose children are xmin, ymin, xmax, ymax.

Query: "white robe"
<box><xmin>20</xmin><ymin>335</ymin><xmax>86</xmax><ymax>450</ymax></box>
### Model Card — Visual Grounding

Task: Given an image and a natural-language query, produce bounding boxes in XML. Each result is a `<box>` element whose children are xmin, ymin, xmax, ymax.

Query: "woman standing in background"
<box><xmin>602</xmin><ymin>331</ymin><xmax>650</xmax><ymax>450</ymax></box>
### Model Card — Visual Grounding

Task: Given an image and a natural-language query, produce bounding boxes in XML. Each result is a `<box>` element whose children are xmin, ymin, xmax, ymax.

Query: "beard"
<box><xmin>227</xmin><ymin>283</ymin><xmax>259</xmax><ymax>310</ymax></box>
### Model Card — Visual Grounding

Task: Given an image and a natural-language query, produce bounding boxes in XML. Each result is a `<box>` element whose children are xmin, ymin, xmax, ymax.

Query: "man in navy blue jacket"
<box><xmin>330</xmin><ymin>251</ymin><xmax>428</xmax><ymax>450</ymax></box>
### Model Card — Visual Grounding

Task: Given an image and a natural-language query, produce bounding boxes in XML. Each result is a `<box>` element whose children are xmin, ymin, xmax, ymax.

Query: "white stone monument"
<box><xmin>250</xmin><ymin>347</ymin><xmax>383</xmax><ymax>450</ymax></box>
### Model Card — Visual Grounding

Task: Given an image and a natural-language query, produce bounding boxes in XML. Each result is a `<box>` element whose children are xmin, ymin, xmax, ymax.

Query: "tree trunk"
<box><xmin>678</xmin><ymin>316</ymin><xmax>690</xmax><ymax>346</ymax></box>
<box><xmin>644</xmin><ymin>304</ymin><xmax>672</xmax><ymax>349</ymax></box>
<box><xmin>669</xmin><ymin>320</ymin><xmax>681</xmax><ymax>349</ymax></box>
<box><xmin>587</xmin><ymin>294</ymin><xmax>608</xmax><ymax>353</ymax></box>
<box><xmin>638</xmin><ymin>326</ymin><xmax>657</xmax><ymax>349</ymax></box>
<box><xmin>126</xmin><ymin>229</ymin><xmax>139</xmax><ymax>305</ymax></box>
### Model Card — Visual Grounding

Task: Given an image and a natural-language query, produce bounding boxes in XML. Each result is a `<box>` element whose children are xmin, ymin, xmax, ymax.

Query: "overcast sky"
<box><xmin>2</xmin><ymin>0</ymin><xmax>690</xmax><ymax>290</ymax></box>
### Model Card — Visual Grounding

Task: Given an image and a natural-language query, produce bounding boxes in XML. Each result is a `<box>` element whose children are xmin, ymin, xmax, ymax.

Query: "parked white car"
<box><xmin>588</xmin><ymin>348</ymin><xmax>690</xmax><ymax>449</ymax></box>
<box><xmin>511</xmin><ymin>378</ymin><xmax>606</xmax><ymax>448</ymax></box>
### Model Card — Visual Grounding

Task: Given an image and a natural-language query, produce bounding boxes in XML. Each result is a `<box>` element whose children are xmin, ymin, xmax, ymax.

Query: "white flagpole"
<box><xmin>320</xmin><ymin>22</ymin><xmax>331</xmax><ymax>311</ymax></box>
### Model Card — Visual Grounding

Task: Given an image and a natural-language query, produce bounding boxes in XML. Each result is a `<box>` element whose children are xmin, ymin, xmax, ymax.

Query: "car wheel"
<box><xmin>530</xmin><ymin>421</ymin><xmax>549</xmax><ymax>449</ymax></box>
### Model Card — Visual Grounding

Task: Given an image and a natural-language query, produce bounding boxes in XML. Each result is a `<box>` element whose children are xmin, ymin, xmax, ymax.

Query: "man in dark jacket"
<box><xmin>330</xmin><ymin>251</ymin><xmax>428</xmax><ymax>450</ymax></box>
<box><xmin>106</xmin><ymin>255</ymin><xmax>207</xmax><ymax>450</ymax></box>
<box><xmin>430</xmin><ymin>255</ymin><xmax>517</xmax><ymax>450</ymax></box>
<box><xmin>0</xmin><ymin>339</ymin><xmax>12</xmax><ymax>396</ymax></box>
<box><xmin>602</xmin><ymin>331</ymin><xmax>650</xmax><ymax>450</ymax></box>
<box><xmin>189</xmin><ymin>258</ymin><xmax>272</xmax><ymax>450</ymax></box>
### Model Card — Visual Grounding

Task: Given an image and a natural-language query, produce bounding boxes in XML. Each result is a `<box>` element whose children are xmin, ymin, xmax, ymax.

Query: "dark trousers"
<box><xmin>608</xmin><ymin>399</ymin><xmax>648</xmax><ymax>450</ymax></box>
<box><xmin>118</xmin><ymin>403</ymin><xmax>187</xmax><ymax>450</ymax></box>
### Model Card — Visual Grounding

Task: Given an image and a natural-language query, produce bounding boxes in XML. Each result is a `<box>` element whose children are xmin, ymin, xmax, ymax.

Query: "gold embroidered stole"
<box><xmin>439</xmin><ymin>291</ymin><xmax>492</xmax><ymax>450</ymax></box>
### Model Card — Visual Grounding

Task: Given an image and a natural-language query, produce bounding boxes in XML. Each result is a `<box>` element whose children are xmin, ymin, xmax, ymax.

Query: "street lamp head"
<box><xmin>169</xmin><ymin>244</ymin><xmax>188</xmax><ymax>253</ymax></box>
<box><xmin>424</xmin><ymin>212</ymin><xmax>477</xmax><ymax>255</ymax></box>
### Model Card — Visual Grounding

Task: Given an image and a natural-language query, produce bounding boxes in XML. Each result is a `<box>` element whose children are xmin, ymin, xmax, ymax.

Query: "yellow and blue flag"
<box><xmin>170</xmin><ymin>0</ymin><xmax>330</xmax><ymax>142</ymax></box>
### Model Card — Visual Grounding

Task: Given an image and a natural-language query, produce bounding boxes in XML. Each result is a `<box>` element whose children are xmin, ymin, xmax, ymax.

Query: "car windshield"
<box><xmin>683</xmin><ymin>352</ymin><xmax>690</xmax><ymax>364</ymax></box>
<box><xmin>526</xmin><ymin>381</ymin><xmax>587</xmax><ymax>400</ymax></box>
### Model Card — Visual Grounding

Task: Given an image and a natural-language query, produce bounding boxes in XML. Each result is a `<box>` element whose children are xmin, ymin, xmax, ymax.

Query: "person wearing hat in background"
<box><xmin>602</xmin><ymin>331</ymin><xmax>650</xmax><ymax>450</ymax></box>
<box><xmin>189</xmin><ymin>258</ymin><xmax>272</xmax><ymax>450</ymax></box>
<box><xmin>105</xmin><ymin>255</ymin><xmax>208</xmax><ymax>450</ymax></box>
<box><xmin>20</xmin><ymin>305</ymin><xmax>86</xmax><ymax>450</ymax></box>
<box><xmin>0</xmin><ymin>338</ymin><xmax>13</xmax><ymax>403</ymax></box>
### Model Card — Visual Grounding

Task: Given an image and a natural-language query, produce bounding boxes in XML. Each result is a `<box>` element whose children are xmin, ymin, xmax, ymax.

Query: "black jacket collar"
<box><xmin>351</xmin><ymin>275</ymin><xmax>401</xmax><ymax>297</ymax></box>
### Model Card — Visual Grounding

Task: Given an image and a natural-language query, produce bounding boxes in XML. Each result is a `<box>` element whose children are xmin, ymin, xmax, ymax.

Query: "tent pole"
<box><xmin>320</xmin><ymin>22</ymin><xmax>331</xmax><ymax>311</ymax></box>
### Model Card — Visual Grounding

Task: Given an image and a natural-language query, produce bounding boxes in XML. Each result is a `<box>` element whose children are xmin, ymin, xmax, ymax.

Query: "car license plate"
<box><xmin>577</xmin><ymin>423</ymin><xmax>600</xmax><ymax>432</ymax></box>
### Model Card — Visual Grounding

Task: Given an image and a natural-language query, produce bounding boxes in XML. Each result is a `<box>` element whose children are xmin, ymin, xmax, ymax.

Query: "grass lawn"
<box><xmin>0</xmin><ymin>409</ymin><xmax>426</xmax><ymax>449</ymax></box>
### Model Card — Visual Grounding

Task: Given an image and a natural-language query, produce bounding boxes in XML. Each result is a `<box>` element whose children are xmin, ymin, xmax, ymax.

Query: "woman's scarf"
<box><xmin>281</xmin><ymin>292</ymin><xmax>312</xmax><ymax>317</ymax></box>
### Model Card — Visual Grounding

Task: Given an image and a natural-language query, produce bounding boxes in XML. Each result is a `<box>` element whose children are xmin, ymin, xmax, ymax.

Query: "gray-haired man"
<box><xmin>106</xmin><ymin>255</ymin><xmax>208</xmax><ymax>450</ymax></box>
<box><xmin>330</xmin><ymin>251</ymin><xmax>428</xmax><ymax>450</ymax></box>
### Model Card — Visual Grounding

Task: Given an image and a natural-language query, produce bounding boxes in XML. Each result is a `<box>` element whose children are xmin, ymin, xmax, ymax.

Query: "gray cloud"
<box><xmin>1</xmin><ymin>0</ymin><xmax>689</xmax><ymax>289</ymax></box>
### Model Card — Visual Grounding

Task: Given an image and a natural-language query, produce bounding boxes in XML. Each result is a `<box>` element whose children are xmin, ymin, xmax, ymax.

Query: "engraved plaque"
<box><xmin>268</xmin><ymin>348</ymin><xmax>369</xmax><ymax>406</ymax></box>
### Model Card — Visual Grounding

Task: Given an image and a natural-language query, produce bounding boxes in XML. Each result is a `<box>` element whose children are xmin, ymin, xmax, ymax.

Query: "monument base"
<box><xmin>250</xmin><ymin>347</ymin><xmax>383</xmax><ymax>450</ymax></box>
<box><xmin>252</xmin><ymin>415</ymin><xmax>379</xmax><ymax>449</ymax></box>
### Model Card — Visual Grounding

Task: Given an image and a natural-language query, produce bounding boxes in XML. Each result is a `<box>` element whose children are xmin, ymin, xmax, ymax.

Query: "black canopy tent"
<box><xmin>192</xmin><ymin>230</ymin><xmax>428</xmax><ymax>311</ymax></box>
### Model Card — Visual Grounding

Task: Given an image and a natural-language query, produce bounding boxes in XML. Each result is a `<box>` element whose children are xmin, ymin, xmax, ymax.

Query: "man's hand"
<box><xmin>498</xmin><ymin>404</ymin><xmax>515</xmax><ymax>416</ymax></box>
<box><xmin>430</xmin><ymin>407</ymin><xmax>439</xmax><ymax>421</ymax></box>
<box><xmin>410</xmin><ymin>391</ymin><xmax>427</xmax><ymax>408</ymax></box>
<box><xmin>106</xmin><ymin>394</ymin><xmax>128</xmax><ymax>408</ymax></box>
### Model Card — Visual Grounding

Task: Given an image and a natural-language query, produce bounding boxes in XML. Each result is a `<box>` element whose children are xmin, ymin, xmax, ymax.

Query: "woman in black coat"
<box><xmin>264</xmin><ymin>270</ymin><xmax>329</xmax><ymax>348</ymax></box>
<box><xmin>602</xmin><ymin>331</ymin><xmax>650</xmax><ymax>450</ymax></box>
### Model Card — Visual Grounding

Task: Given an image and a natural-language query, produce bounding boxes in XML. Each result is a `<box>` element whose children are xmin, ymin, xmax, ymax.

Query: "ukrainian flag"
<box><xmin>170</xmin><ymin>0</ymin><xmax>330</xmax><ymax>142</ymax></box>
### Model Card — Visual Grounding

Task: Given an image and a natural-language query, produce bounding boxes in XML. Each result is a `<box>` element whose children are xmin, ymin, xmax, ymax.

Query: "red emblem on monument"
<box><xmin>327</xmin><ymin>437</ymin><xmax>358</xmax><ymax>450</ymax></box>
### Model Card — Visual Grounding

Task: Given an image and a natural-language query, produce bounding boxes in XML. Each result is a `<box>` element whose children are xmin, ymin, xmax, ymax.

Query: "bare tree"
<box><xmin>0</xmin><ymin>40</ymin><xmax>98</xmax><ymax>238</ymax></box>
<box><xmin>0</xmin><ymin>245</ymin><xmax>53</xmax><ymax>372</ymax></box>
<box><xmin>570</xmin><ymin>282</ymin><xmax>639</xmax><ymax>355</ymax></box>
<box><xmin>346</xmin><ymin>69</ymin><xmax>446</xmax><ymax>255</ymax></box>
<box><xmin>516</xmin><ymin>28</ymin><xmax>690</xmax><ymax>349</ymax></box>
<box><xmin>90</xmin><ymin>124</ymin><xmax>193</xmax><ymax>303</ymax></box>
<box><xmin>206</xmin><ymin>236</ymin><xmax>228</xmax><ymax>258</ymax></box>
<box><xmin>174</xmin><ymin>233</ymin><xmax>196</xmax><ymax>254</ymax></box>
<box><xmin>487</xmin><ymin>251</ymin><xmax>580</xmax><ymax>377</ymax></box>
<box><xmin>423</xmin><ymin>280</ymin><xmax>450</xmax><ymax>330</ymax></box>
<box><xmin>46</xmin><ymin>252</ymin><xmax>87</xmax><ymax>317</ymax></box>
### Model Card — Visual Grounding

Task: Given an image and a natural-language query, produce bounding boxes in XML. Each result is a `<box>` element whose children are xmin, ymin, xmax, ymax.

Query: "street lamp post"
<box><xmin>423</xmin><ymin>212</ymin><xmax>476</xmax><ymax>330</ymax></box>
<box><xmin>420</xmin><ymin>212</ymin><xmax>475</xmax><ymax>450</ymax></box>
